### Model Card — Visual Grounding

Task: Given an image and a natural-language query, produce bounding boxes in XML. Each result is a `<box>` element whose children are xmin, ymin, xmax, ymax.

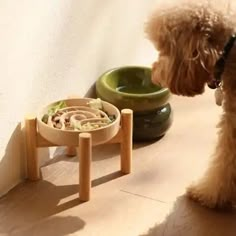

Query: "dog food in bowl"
<box><xmin>41</xmin><ymin>98</ymin><xmax>116</xmax><ymax>131</ymax></box>
<box><xmin>37</xmin><ymin>98</ymin><xmax>121</xmax><ymax>146</ymax></box>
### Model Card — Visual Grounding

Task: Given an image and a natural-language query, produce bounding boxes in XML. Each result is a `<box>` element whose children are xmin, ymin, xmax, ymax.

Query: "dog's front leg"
<box><xmin>186</xmin><ymin>113</ymin><xmax>236</xmax><ymax>209</ymax></box>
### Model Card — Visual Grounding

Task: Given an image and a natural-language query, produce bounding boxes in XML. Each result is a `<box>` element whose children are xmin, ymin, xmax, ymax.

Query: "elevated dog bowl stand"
<box><xmin>25</xmin><ymin>109</ymin><xmax>133</xmax><ymax>202</ymax></box>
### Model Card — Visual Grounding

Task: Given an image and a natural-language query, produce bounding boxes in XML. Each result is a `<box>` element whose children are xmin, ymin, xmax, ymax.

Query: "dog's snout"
<box><xmin>151</xmin><ymin>61</ymin><xmax>166</xmax><ymax>87</ymax></box>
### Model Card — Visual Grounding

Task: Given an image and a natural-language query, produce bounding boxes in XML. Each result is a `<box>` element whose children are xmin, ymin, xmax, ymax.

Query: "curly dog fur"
<box><xmin>145</xmin><ymin>1</ymin><xmax>236</xmax><ymax>209</ymax></box>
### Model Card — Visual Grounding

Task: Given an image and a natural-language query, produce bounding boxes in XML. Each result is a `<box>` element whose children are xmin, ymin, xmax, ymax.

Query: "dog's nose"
<box><xmin>151</xmin><ymin>68</ymin><xmax>164</xmax><ymax>86</ymax></box>
<box><xmin>207</xmin><ymin>81</ymin><xmax>217</xmax><ymax>89</ymax></box>
<box><xmin>207</xmin><ymin>75</ymin><xmax>218</xmax><ymax>89</ymax></box>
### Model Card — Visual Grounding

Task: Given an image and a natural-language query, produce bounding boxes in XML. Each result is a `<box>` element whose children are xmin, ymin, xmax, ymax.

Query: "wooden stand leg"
<box><xmin>66</xmin><ymin>146</ymin><xmax>77</xmax><ymax>157</ymax></box>
<box><xmin>79</xmin><ymin>133</ymin><xmax>92</xmax><ymax>201</ymax></box>
<box><xmin>120</xmin><ymin>109</ymin><xmax>133</xmax><ymax>174</ymax></box>
<box><xmin>25</xmin><ymin>116</ymin><xmax>40</xmax><ymax>180</ymax></box>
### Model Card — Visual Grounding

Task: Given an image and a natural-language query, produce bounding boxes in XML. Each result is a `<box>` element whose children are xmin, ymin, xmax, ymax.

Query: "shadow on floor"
<box><xmin>0</xmin><ymin>169</ymin><xmax>127</xmax><ymax>235</ymax></box>
<box><xmin>0</xmin><ymin>180</ymin><xmax>85</xmax><ymax>235</ymax></box>
<box><xmin>0</xmin><ymin>181</ymin><xmax>79</xmax><ymax>218</ymax></box>
<box><xmin>42</xmin><ymin>143</ymin><xmax>121</xmax><ymax>167</ymax></box>
<box><xmin>43</xmin><ymin>138</ymin><xmax>159</xmax><ymax>167</ymax></box>
<box><xmin>140</xmin><ymin>195</ymin><xmax>236</xmax><ymax>236</ymax></box>
<box><xmin>92</xmin><ymin>170</ymin><xmax>124</xmax><ymax>187</ymax></box>
<box><xmin>0</xmin><ymin>169</ymin><xmax>125</xmax><ymax>235</ymax></box>
<box><xmin>10</xmin><ymin>215</ymin><xmax>85</xmax><ymax>236</ymax></box>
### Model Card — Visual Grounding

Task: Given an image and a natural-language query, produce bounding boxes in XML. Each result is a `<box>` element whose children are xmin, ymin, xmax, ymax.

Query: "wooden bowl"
<box><xmin>37</xmin><ymin>98</ymin><xmax>121</xmax><ymax>146</ymax></box>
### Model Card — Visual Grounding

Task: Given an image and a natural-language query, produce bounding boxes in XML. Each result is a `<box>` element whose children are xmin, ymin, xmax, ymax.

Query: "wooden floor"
<box><xmin>1</xmin><ymin>90</ymin><xmax>236</xmax><ymax>236</ymax></box>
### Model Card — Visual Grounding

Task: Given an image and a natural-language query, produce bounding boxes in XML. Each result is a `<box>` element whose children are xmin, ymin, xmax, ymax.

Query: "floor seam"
<box><xmin>120</xmin><ymin>189</ymin><xmax>172</xmax><ymax>204</ymax></box>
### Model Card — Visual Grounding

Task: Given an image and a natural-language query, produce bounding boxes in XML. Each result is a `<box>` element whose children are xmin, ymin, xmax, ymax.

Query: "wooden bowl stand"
<box><xmin>25</xmin><ymin>109</ymin><xmax>133</xmax><ymax>201</ymax></box>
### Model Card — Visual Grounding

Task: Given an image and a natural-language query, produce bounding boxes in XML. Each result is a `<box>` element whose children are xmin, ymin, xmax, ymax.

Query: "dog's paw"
<box><xmin>186</xmin><ymin>184</ymin><xmax>233</xmax><ymax>210</ymax></box>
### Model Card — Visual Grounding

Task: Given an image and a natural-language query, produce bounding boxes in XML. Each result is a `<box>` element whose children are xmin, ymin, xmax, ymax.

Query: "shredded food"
<box><xmin>42</xmin><ymin>99</ymin><xmax>116</xmax><ymax>131</ymax></box>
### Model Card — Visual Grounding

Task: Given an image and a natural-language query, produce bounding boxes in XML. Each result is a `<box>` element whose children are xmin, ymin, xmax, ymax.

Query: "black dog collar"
<box><xmin>208</xmin><ymin>34</ymin><xmax>236</xmax><ymax>89</ymax></box>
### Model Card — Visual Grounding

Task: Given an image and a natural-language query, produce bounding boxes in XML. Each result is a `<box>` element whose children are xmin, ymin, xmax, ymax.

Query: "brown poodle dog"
<box><xmin>145</xmin><ymin>1</ymin><xmax>236</xmax><ymax>209</ymax></box>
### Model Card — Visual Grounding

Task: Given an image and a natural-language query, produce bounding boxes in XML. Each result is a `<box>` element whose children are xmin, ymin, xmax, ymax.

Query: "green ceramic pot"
<box><xmin>133</xmin><ymin>103</ymin><xmax>173</xmax><ymax>141</ymax></box>
<box><xmin>96</xmin><ymin>66</ymin><xmax>170</xmax><ymax>112</ymax></box>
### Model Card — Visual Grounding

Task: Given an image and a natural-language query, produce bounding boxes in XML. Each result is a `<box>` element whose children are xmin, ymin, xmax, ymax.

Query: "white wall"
<box><xmin>0</xmin><ymin>0</ymin><xmax>159</xmax><ymax>196</ymax></box>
